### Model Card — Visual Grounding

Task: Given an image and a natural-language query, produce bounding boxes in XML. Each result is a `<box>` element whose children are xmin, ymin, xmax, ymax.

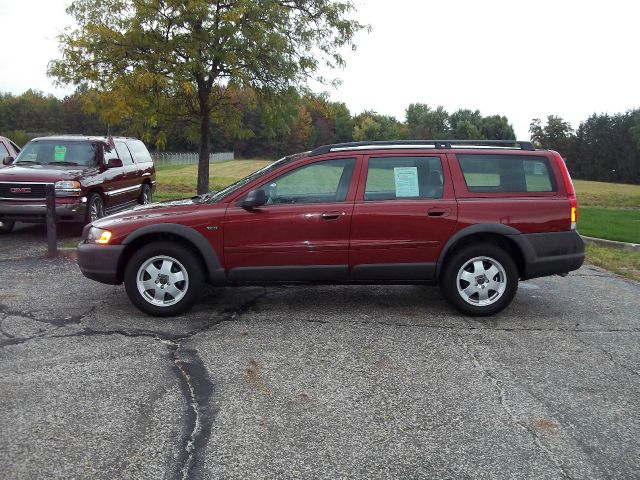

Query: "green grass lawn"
<box><xmin>578</xmin><ymin>208</ymin><xmax>640</xmax><ymax>244</ymax></box>
<box><xmin>574</xmin><ymin>179</ymin><xmax>640</xmax><ymax>209</ymax></box>
<box><xmin>585</xmin><ymin>244</ymin><xmax>640</xmax><ymax>282</ymax></box>
<box><xmin>154</xmin><ymin>159</ymin><xmax>272</xmax><ymax>201</ymax></box>
<box><xmin>573</xmin><ymin>180</ymin><xmax>640</xmax><ymax>244</ymax></box>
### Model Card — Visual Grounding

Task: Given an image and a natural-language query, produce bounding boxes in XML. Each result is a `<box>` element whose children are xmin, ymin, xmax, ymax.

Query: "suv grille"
<box><xmin>0</xmin><ymin>182</ymin><xmax>48</xmax><ymax>200</ymax></box>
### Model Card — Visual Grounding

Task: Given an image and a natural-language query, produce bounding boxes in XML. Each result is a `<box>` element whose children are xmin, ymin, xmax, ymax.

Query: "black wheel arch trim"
<box><xmin>122</xmin><ymin>223</ymin><xmax>226</xmax><ymax>283</ymax></box>
<box><xmin>436</xmin><ymin>224</ymin><xmax>535</xmax><ymax>278</ymax></box>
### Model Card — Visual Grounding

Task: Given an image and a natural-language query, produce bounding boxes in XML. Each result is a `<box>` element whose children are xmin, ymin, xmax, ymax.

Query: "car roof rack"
<box><xmin>308</xmin><ymin>139</ymin><xmax>535</xmax><ymax>156</ymax></box>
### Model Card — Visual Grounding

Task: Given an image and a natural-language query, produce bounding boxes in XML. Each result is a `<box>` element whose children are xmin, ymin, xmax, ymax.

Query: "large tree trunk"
<box><xmin>197</xmin><ymin>88</ymin><xmax>211</xmax><ymax>195</ymax></box>
<box><xmin>197</xmin><ymin>111</ymin><xmax>210</xmax><ymax>195</ymax></box>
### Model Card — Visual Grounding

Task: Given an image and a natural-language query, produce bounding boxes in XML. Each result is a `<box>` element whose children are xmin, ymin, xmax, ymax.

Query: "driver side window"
<box><xmin>261</xmin><ymin>158</ymin><xmax>355</xmax><ymax>205</ymax></box>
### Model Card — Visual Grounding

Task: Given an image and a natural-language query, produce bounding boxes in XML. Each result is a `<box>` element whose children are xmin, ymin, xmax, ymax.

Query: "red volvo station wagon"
<box><xmin>77</xmin><ymin>140</ymin><xmax>585</xmax><ymax>317</ymax></box>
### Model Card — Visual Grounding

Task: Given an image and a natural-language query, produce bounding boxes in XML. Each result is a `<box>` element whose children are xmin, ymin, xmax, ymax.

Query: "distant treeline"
<box><xmin>531</xmin><ymin>111</ymin><xmax>640</xmax><ymax>185</ymax></box>
<box><xmin>2</xmin><ymin>90</ymin><xmax>639</xmax><ymax>184</ymax></box>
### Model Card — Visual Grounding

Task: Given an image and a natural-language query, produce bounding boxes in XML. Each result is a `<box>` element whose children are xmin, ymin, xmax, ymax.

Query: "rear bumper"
<box><xmin>77</xmin><ymin>242</ymin><xmax>125</xmax><ymax>285</ymax></box>
<box><xmin>516</xmin><ymin>230</ymin><xmax>585</xmax><ymax>280</ymax></box>
<box><xmin>0</xmin><ymin>198</ymin><xmax>87</xmax><ymax>223</ymax></box>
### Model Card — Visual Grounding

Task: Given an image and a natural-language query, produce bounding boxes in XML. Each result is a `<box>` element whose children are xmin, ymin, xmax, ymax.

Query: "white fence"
<box><xmin>152</xmin><ymin>151</ymin><xmax>234</xmax><ymax>166</ymax></box>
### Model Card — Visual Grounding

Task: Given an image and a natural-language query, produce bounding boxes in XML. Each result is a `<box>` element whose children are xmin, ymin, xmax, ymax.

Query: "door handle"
<box><xmin>321</xmin><ymin>211</ymin><xmax>346</xmax><ymax>220</ymax></box>
<box><xmin>427</xmin><ymin>207</ymin><xmax>450</xmax><ymax>217</ymax></box>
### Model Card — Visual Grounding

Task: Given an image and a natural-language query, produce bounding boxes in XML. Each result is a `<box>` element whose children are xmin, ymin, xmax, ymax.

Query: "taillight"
<box><xmin>569</xmin><ymin>195</ymin><xmax>577</xmax><ymax>230</ymax></box>
<box><xmin>551</xmin><ymin>151</ymin><xmax>578</xmax><ymax>230</ymax></box>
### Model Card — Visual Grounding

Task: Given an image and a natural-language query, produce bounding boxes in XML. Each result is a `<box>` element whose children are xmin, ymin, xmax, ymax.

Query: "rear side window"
<box><xmin>127</xmin><ymin>140</ymin><xmax>153</xmax><ymax>164</ymax></box>
<box><xmin>457</xmin><ymin>154</ymin><xmax>555</xmax><ymax>193</ymax></box>
<box><xmin>365</xmin><ymin>156</ymin><xmax>444</xmax><ymax>201</ymax></box>
<box><xmin>115</xmin><ymin>141</ymin><xmax>134</xmax><ymax>165</ymax></box>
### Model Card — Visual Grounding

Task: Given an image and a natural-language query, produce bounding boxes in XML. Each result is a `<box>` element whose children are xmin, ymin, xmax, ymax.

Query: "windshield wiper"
<box><xmin>47</xmin><ymin>161</ymin><xmax>79</xmax><ymax>166</ymax></box>
<box><xmin>15</xmin><ymin>160</ymin><xmax>40</xmax><ymax>164</ymax></box>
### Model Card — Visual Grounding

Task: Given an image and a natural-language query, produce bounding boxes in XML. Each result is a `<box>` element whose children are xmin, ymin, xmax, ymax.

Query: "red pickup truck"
<box><xmin>0</xmin><ymin>135</ymin><xmax>155</xmax><ymax>234</ymax></box>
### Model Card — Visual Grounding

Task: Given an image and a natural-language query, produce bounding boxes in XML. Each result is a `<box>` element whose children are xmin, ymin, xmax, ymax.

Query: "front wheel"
<box><xmin>440</xmin><ymin>244</ymin><xmax>518</xmax><ymax>316</ymax></box>
<box><xmin>86</xmin><ymin>193</ymin><xmax>105</xmax><ymax>224</ymax></box>
<box><xmin>0</xmin><ymin>220</ymin><xmax>15</xmax><ymax>234</ymax></box>
<box><xmin>124</xmin><ymin>241</ymin><xmax>204</xmax><ymax>316</ymax></box>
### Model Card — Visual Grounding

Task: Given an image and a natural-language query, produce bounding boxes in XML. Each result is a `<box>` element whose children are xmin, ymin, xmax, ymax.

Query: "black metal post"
<box><xmin>46</xmin><ymin>184</ymin><xmax>57</xmax><ymax>258</ymax></box>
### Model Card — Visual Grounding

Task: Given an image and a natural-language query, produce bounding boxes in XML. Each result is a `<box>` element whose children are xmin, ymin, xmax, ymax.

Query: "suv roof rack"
<box><xmin>308</xmin><ymin>139</ymin><xmax>535</xmax><ymax>156</ymax></box>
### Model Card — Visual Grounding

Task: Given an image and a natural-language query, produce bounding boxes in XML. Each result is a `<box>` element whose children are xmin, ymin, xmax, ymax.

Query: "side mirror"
<box><xmin>106</xmin><ymin>158</ymin><xmax>123</xmax><ymax>168</ymax></box>
<box><xmin>241</xmin><ymin>189</ymin><xmax>266</xmax><ymax>208</ymax></box>
<box><xmin>3</xmin><ymin>156</ymin><xmax>14</xmax><ymax>166</ymax></box>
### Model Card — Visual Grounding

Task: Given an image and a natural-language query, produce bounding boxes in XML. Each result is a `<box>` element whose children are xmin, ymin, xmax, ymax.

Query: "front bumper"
<box><xmin>77</xmin><ymin>242</ymin><xmax>125</xmax><ymax>285</ymax></box>
<box><xmin>0</xmin><ymin>198</ymin><xmax>87</xmax><ymax>223</ymax></box>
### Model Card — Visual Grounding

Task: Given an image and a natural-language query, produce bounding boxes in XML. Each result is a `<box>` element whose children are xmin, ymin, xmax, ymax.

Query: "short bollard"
<box><xmin>46</xmin><ymin>184</ymin><xmax>57</xmax><ymax>258</ymax></box>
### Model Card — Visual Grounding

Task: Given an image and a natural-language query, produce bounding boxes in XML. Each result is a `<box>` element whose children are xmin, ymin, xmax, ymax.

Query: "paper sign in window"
<box><xmin>394</xmin><ymin>167</ymin><xmax>419</xmax><ymax>197</ymax></box>
<box><xmin>54</xmin><ymin>145</ymin><xmax>67</xmax><ymax>161</ymax></box>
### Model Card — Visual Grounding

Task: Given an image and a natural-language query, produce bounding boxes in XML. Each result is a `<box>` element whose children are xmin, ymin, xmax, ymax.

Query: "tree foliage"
<box><xmin>49</xmin><ymin>0</ymin><xmax>366</xmax><ymax>193</ymax></box>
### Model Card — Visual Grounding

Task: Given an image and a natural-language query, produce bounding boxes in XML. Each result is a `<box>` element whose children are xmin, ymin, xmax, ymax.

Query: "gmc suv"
<box><xmin>77</xmin><ymin>140</ymin><xmax>585</xmax><ymax>317</ymax></box>
<box><xmin>0</xmin><ymin>135</ymin><xmax>155</xmax><ymax>233</ymax></box>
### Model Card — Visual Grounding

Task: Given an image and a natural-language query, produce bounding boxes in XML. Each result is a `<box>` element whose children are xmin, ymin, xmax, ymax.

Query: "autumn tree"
<box><xmin>49</xmin><ymin>0</ymin><xmax>366</xmax><ymax>194</ymax></box>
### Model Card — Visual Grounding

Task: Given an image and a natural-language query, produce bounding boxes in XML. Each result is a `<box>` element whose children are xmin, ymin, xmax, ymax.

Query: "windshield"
<box><xmin>15</xmin><ymin>140</ymin><xmax>100</xmax><ymax>166</ymax></box>
<box><xmin>204</xmin><ymin>152</ymin><xmax>308</xmax><ymax>202</ymax></box>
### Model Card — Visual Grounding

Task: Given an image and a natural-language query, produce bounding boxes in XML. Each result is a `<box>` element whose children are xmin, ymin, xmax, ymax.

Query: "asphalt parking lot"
<box><xmin>1</xmin><ymin>223</ymin><xmax>639</xmax><ymax>479</ymax></box>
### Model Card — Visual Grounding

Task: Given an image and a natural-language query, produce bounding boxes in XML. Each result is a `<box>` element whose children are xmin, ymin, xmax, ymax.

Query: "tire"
<box><xmin>0</xmin><ymin>220</ymin><xmax>15</xmax><ymax>234</ymax></box>
<box><xmin>124</xmin><ymin>241</ymin><xmax>204</xmax><ymax>317</ymax></box>
<box><xmin>86</xmin><ymin>192</ymin><xmax>105</xmax><ymax>224</ymax></box>
<box><xmin>138</xmin><ymin>183</ymin><xmax>152</xmax><ymax>205</ymax></box>
<box><xmin>440</xmin><ymin>243</ymin><xmax>518</xmax><ymax>317</ymax></box>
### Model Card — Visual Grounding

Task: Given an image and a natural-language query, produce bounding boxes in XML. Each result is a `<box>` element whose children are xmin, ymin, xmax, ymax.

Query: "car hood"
<box><xmin>92</xmin><ymin>198</ymin><xmax>204</xmax><ymax>228</ymax></box>
<box><xmin>0</xmin><ymin>164</ymin><xmax>97</xmax><ymax>182</ymax></box>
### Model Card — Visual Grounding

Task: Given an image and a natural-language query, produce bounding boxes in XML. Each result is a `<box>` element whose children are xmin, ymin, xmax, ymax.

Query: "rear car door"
<box><xmin>349</xmin><ymin>154</ymin><xmax>458</xmax><ymax>280</ymax></box>
<box><xmin>102</xmin><ymin>144</ymin><xmax>131</xmax><ymax>208</ymax></box>
<box><xmin>114</xmin><ymin>140</ymin><xmax>141</xmax><ymax>203</ymax></box>
<box><xmin>223</xmin><ymin>156</ymin><xmax>360</xmax><ymax>282</ymax></box>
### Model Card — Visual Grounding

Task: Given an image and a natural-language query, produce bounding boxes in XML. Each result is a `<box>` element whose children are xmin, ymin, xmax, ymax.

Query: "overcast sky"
<box><xmin>1</xmin><ymin>0</ymin><xmax>638</xmax><ymax>139</ymax></box>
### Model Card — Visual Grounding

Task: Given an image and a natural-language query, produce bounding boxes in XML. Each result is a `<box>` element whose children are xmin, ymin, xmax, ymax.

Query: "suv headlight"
<box><xmin>86</xmin><ymin>227</ymin><xmax>112</xmax><ymax>245</ymax></box>
<box><xmin>55</xmin><ymin>180</ymin><xmax>82</xmax><ymax>196</ymax></box>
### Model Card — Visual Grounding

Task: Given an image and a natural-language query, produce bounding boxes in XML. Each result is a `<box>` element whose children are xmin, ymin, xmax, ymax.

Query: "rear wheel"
<box><xmin>0</xmin><ymin>220</ymin><xmax>15</xmax><ymax>234</ymax></box>
<box><xmin>441</xmin><ymin>243</ymin><xmax>518</xmax><ymax>316</ymax></box>
<box><xmin>124</xmin><ymin>241</ymin><xmax>204</xmax><ymax>316</ymax></box>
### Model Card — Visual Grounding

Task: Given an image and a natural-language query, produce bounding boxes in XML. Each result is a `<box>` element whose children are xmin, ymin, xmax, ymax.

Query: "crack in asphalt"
<box><xmin>40</xmin><ymin>289</ymin><xmax>267</xmax><ymax>480</ymax></box>
<box><xmin>575</xmin><ymin>335</ymin><xmax>640</xmax><ymax>379</ymax></box>
<box><xmin>456</xmin><ymin>335</ymin><xmax>575</xmax><ymax>480</ymax></box>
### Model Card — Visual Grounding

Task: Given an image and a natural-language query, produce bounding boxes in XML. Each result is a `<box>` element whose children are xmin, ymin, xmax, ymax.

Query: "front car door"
<box><xmin>223</xmin><ymin>156</ymin><xmax>360</xmax><ymax>282</ymax></box>
<box><xmin>349</xmin><ymin>154</ymin><xmax>458</xmax><ymax>281</ymax></box>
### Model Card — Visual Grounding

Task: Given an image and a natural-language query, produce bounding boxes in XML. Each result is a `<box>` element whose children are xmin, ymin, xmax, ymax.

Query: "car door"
<box><xmin>114</xmin><ymin>140</ymin><xmax>141</xmax><ymax>203</ymax></box>
<box><xmin>223</xmin><ymin>156</ymin><xmax>360</xmax><ymax>282</ymax></box>
<box><xmin>101</xmin><ymin>144</ymin><xmax>131</xmax><ymax>209</ymax></box>
<box><xmin>349</xmin><ymin>154</ymin><xmax>458</xmax><ymax>281</ymax></box>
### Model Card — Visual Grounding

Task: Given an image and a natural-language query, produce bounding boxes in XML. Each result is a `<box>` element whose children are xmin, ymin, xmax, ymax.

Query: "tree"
<box><xmin>480</xmin><ymin>115</ymin><xmax>515</xmax><ymax>140</ymax></box>
<box><xmin>352</xmin><ymin>111</ymin><xmax>403</xmax><ymax>141</ymax></box>
<box><xmin>49</xmin><ymin>0</ymin><xmax>366</xmax><ymax>194</ymax></box>
<box><xmin>405</xmin><ymin>104</ymin><xmax>450</xmax><ymax>139</ymax></box>
<box><xmin>529</xmin><ymin>115</ymin><xmax>574</xmax><ymax>151</ymax></box>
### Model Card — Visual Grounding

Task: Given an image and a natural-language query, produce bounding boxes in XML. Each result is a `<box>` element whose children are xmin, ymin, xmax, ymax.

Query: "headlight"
<box><xmin>86</xmin><ymin>227</ymin><xmax>113</xmax><ymax>245</ymax></box>
<box><xmin>55</xmin><ymin>180</ymin><xmax>82</xmax><ymax>196</ymax></box>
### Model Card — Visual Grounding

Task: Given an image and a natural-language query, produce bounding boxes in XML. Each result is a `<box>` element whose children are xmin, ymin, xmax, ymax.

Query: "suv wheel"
<box><xmin>138</xmin><ymin>183</ymin><xmax>152</xmax><ymax>205</ymax></box>
<box><xmin>0</xmin><ymin>220</ymin><xmax>15</xmax><ymax>234</ymax></box>
<box><xmin>86</xmin><ymin>193</ymin><xmax>105</xmax><ymax>223</ymax></box>
<box><xmin>441</xmin><ymin>244</ymin><xmax>518</xmax><ymax>316</ymax></box>
<box><xmin>124</xmin><ymin>241</ymin><xmax>204</xmax><ymax>316</ymax></box>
